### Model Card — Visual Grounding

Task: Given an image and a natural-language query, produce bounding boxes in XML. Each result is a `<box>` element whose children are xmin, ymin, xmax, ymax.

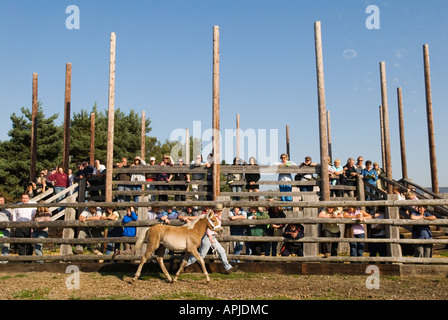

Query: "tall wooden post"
<box><xmin>236</xmin><ymin>114</ymin><xmax>240</xmax><ymax>159</ymax></box>
<box><xmin>326</xmin><ymin>110</ymin><xmax>332</xmax><ymax>162</ymax></box>
<box><xmin>62</xmin><ymin>63</ymin><xmax>72</xmax><ymax>173</ymax></box>
<box><xmin>30</xmin><ymin>73</ymin><xmax>38</xmax><ymax>181</ymax></box>
<box><xmin>379</xmin><ymin>106</ymin><xmax>386</xmax><ymax>170</ymax></box>
<box><xmin>105</xmin><ymin>32</ymin><xmax>116</xmax><ymax>203</ymax></box>
<box><xmin>212</xmin><ymin>25</ymin><xmax>220</xmax><ymax>200</ymax></box>
<box><xmin>397</xmin><ymin>87</ymin><xmax>408</xmax><ymax>180</ymax></box>
<box><xmin>423</xmin><ymin>44</ymin><xmax>439</xmax><ymax>194</ymax></box>
<box><xmin>380</xmin><ymin>62</ymin><xmax>393</xmax><ymax>194</ymax></box>
<box><xmin>141</xmin><ymin>110</ymin><xmax>146</xmax><ymax>160</ymax></box>
<box><xmin>90</xmin><ymin>113</ymin><xmax>95</xmax><ymax>165</ymax></box>
<box><xmin>314</xmin><ymin>21</ymin><xmax>330</xmax><ymax>201</ymax></box>
<box><xmin>286</xmin><ymin>125</ymin><xmax>290</xmax><ymax>160</ymax></box>
<box><xmin>185</xmin><ymin>128</ymin><xmax>190</xmax><ymax>164</ymax></box>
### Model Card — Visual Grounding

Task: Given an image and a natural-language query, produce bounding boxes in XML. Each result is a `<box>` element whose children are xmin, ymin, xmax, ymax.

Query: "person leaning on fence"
<box><xmin>13</xmin><ymin>193</ymin><xmax>37</xmax><ymax>257</ymax></box>
<box><xmin>280</xmin><ymin>223</ymin><xmax>305</xmax><ymax>257</ymax></box>
<box><xmin>361</xmin><ymin>160</ymin><xmax>378</xmax><ymax>200</ymax></box>
<box><xmin>114</xmin><ymin>158</ymin><xmax>131</xmax><ymax>202</ymax></box>
<box><xmin>265</xmin><ymin>206</ymin><xmax>286</xmax><ymax>257</ymax></box>
<box><xmin>75</xmin><ymin>206</ymin><xmax>103</xmax><ymax>255</ymax></box>
<box><xmin>156</xmin><ymin>206</ymin><xmax>179</xmax><ymax>224</ymax></box>
<box><xmin>276</xmin><ymin>153</ymin><xmax>296</xmax><ymax>202</ymax></box>
<box><xmin>157</xmin><ymin>155</ymin><xmax>173</xmax><ymax>202</ymax></box>
<box><xmin>178</xmin><ymin>206</ymin><xmax>200</xmax><ymax>223</ymax></box>
<box><xmin>190</xmin><ymin>154</ymin><xmax>206</xmax><ymax>201</ymax></box>
<box><xmin>369</xmin><ymin>206</ymin><xmax>387</xmax><ymax>258</ymax></box>
<box><xmin>0</xmin><ymin>196</ymin><xmax>12</xmax><ymax>260</ymax></box>
<box><xmin>297</xmin><ymin>156</ymin><xmax>317</xmax><ymax>192</ymax></box>
<box><xmin>318</xmin><ymin>206</ymin><xmax>343</xmax><ymax>258</ymax></box>
<box><xmin>411</xmin><ymin>205</ymin><xmax>436</xmax><ymax>258</ymax></box>
<box><xmin>101</xmin><ymin>207</ymin><xmax>122</xmax><ymax>256</ymax></box>
<box><xmin>341</xmin><ymin>158</ymin><xmax>358</xmax><ymax>198</ymax></box>
<box><xmin>246</xmin><ymin>207</ymin><xmax>269</xmax><ymax>256</ymax></box>
<box><xmin>121</xmin><ymin>207</ymin><xmax>138</xmax><ymax>255</ymax></box>
<box><xmin>227</xmin><ymin>157</ymin><xmax>244</xmax><ymax>201</ymax></box>
<box><xmin>245</xmin><ymin>156</ymin><xmax>260</xmax><ymax>201</ymax></box>
<box><xmin>32</xmin><ymin>203</ymin><xmax>52</xmax><ymax>260</ymax></box>
<box><xmin>130</xmin><ymin>156</ymin><xmax>147</xmax><ymax>202</ymax></box>
<box><xmin>174</xmin><ymin>158</ymin><xmax>190</xmax><ymax>202</ymax></box>
<box><xmin>228</xmin><ymin>207</ymin><xmax>247</xmax><ymax>259</ymax></box>
<box><xmin>343</xmin><ymin>206</ymin><xmax>372</xmax><ymax>259</ymax></box>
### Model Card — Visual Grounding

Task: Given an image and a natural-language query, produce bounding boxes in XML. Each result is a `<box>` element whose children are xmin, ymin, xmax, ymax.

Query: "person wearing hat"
<box><xmin>130</xmin><ymin>156</ymin><xmax>147</xmax><ymax>202</ymax></box>
<box><xmin>185</xmin><ymin>204</ymin><xmax>237</xmax><ymax>274</ymax></box>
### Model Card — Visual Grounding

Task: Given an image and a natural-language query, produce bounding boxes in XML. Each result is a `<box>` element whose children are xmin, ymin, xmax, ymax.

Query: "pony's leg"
<box><xmin>156</xmin><ymin>246</ymin><xmax>173</xmax><ymax>283</ymax></box>
<box><xmin>173</xmin><ymin>252</ymin><xmax>191</xmax><ymax>282</ymax></box>
<box><xmin>132</xmin><ymin>245</ymin><xmax>155</xmax><ymax>282</ymax></box>
<box><xmin>191</xmin><ymin>249</ymin><xmax>210</xmax><ymax>283</ymax></box>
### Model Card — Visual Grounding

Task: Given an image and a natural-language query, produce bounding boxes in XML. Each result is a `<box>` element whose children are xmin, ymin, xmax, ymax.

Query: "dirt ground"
<box><xmin>0</xmin><ymin>269</ymin><xmax>447</xmax><ymax>300</ymax></box>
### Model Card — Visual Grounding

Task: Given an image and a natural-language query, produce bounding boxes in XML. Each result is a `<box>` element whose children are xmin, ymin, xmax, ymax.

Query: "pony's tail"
<box><xmin>134</xmin><ymin>228</ymin><xmax>149</xmax><ymax>252</ymax></box>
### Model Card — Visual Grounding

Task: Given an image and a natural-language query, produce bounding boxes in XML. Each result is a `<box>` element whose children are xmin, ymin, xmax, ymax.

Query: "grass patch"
<box><xmin>13</xmin><ymin>288</ymin><xmax>50</xmax><ymax>300</ymax></box>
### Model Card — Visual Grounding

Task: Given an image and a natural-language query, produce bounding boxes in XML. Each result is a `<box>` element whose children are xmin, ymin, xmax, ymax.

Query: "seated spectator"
<box><xmin>25</xmin><ymin>181</ymin><xmax>38</xmax><ymax>198</ymax></box>
<box><xmin>32</xmin><ymin>204</ymin><xmax>52</xmax><ymax>261</ymax></box>
<box><xmin>74</xmin><ymin>206</ymin><xmax>103</xmax><ymax>255</ymax></box>
<box><xmin>318</xmin><ymin>206</ymin><xmax>343</xmax><ymax>257</ymax></box>
<box><xmin>280</xmin><ymin>223</ymin><xmax>305</xmax><ymax>256</ymax></box>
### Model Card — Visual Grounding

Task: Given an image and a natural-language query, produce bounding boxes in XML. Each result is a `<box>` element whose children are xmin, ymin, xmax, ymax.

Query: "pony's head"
<box><xmin>206</xmin><ymin>209</ymin><xmax>223</xmax><ymax>235</ymax></box>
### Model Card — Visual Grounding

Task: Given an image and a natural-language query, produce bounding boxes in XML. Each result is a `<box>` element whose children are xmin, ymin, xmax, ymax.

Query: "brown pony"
<box><xmin>132</xmin><ymin>209</ymin><xmax>223</xmax><ymax>283</ymax></box>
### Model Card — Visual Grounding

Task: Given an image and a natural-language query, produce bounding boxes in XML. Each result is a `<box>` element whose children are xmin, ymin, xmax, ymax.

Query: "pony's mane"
<box><xmin>186</xmin><ymin>213</ymin><xmax>207</xmax><ymax>230</ymax></box>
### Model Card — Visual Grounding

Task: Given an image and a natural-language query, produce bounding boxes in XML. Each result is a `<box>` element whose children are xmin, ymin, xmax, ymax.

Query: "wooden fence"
<box><xmin>0</xmin><ymin>165</ymin><xmax>446</xmax><ymax>264</ymax></box>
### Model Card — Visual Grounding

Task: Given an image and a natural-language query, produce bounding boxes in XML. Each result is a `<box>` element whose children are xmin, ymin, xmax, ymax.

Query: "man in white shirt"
<box><xmin>74</xmin><ymin>206</ymin><xmax>103</xmax><ymax>254</ymax></box>
<box><xmin>13</xmin><ymin>193</ymin><xmax>37</xmax><ymax>256</ymax></box>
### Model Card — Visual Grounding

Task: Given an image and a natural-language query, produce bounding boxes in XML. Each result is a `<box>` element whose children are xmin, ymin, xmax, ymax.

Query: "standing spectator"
<box><xmin>47</xmin><ymin>166</ymin><xmax>69</xmax><ymax>203</ymax></box>
<box><xmin>354</xmin><ymin>156</ymin><xmax>365</xmax><ymax>174</ymax></box>
<box><xmin>343</xmin><ymin>206</ymin><xmax>372</xmax><ymax>259</ymax></box>
<box><xmin>0</xmin><ymin>196</ymin><xmax>12</xmax><ymax>260</ymax></box>
<box><xmin>411</xmin><ymin>206</ymin><xmax>436</xmax><ymax>258</ymax></box>
<box><xmin>369</xmin><ymin>207</ymin><xmax>387</xmax><ymax>258</ymax></box>
<box><xmin>245</xmin><ymin>157</ymin><xmax>261</xmax><ymax>201</ymax></box>
<box><xmin>67</xmin><ymin>168</ymin><xmax>75</xmax><ymax>195</ymax></box>
<box><xmin>145</xmin><ymin>157</ymin><xmax>157</xmax><ymax>201</ymax></box>
<box><xmin>93</xmin><ymin>159</ymin><xmax>106</xmax><ymax>176</ymax></box>
<box><xmin>130</xmin><ymin>156</ymin><xmax>147</xmax><ymax>202</ymax></box>
<box><xmin>276</xmin><ymin>153</ymin><xmax>296</xmax><ymax>202</ymax></box>
<box><xmin>121</xmin><ymin>207</ymin><xmax>138</xmax><ymax>255</ymax></box>
<box><xmin>228</xmin><ymin>207</ymin><xmax>247</xmax><ymax>259</ymax></box>
<box><xmin>190</xmin><ymin>154</ymin><xmax>206</xmax><ymax>201</ymax></box>
<box><xmin>280</xmin><ymin>223</ymin><xmax>305</xmax><ymax>257</ymax></box>
<box><xmin>174</xmin><ymin>158</ymin><xmax>190</xmax><ymax>202</ymax></box>
<box><xmin>74</xmin><ymin>206</ymin><xmax>103</xmax><ymax>255</ymax></box>
<box><xmin>157</xmin><ymin>155</ymin><xmax>173</xmax><ymax>202</ymax></box>
<box><xmin>298</xmin><ymin>156</ymin><xmax>317</xmax><ymax>192</ymax></box>
<box><xmin>101</xmin><ymin>207</ymin><xmax>122</xmax><ymax>256</ymax></box>
<box><xmin>13</xmin><ymin>193</ymin><xmax>37</xmax><ymax>257</ymax></box>
<box><xmin>330</xmin><ymin>159</ymin><xmax>344</xmax><ymax>197</ymax></box>
<box><xmin>227</xmin><ymin>157</ymin><xmax>244</xmax><ymax>201</ymax></box>
<box><xmin>246</xmin><ymin>207</ymin><xmax>269</xmax><ymax>256</ymax></box>
<box><xmin>342</xmin><ymin>158</ymin><xmax>358</xmax><ymax>197</ymax></box>
<box><xmin>361</xmin><ymin>160</ymin><xmax>378</xmax><ymax>200</ymax></box>
<box><xmin>115</xmin><ymin>158</ymin><xmax>131</xmax><ymax>203</ymax></box>
<box><xmin>373</xmin><ymin>162</ymin><xmax>386</xmax><ymax>192</ymax></box>
<box><xmin>318</xmin><ymin>206</ymin><xmax>343</xmax><ymax>257</ymax></box>
<box><xmin>205</xmin><ymin>154</ymin><xmax>214</xmax><ymax>201</ymax></box>
<box><xmin>32</xmin><ymin>203</ymin><xmax>52</xmax><ymax>261</ymax></box>
<box><xmin>265</xmin><ymin>206</ymin><xmax>286</xmax><ymax>257</ymax></box>
<box><xmin>36</xmin><ymin>171</ymin><xmax>48</xmax><ymax>194</ymax></box>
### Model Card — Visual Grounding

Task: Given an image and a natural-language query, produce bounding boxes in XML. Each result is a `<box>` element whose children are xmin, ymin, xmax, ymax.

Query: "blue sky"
<box><xmin>0</xmin><ymin>0</ymin><xmax>447</xmax><ymax>188</ymax></box>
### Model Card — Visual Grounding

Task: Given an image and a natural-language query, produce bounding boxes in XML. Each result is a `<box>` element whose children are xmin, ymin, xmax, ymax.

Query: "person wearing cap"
<box><xmin>145</xmin><ymin>157</ymin><xmax>157</xmax><ymax>201</ymax></box>
<box><xmin>186</xmin><ymin>204</ymin><xmax>237</xmax><ymax>274</ymax></box>
<box><xmin>174</xmin><ymin>158</ymin><xmax>190</xmax><ymax>202</ymax></box>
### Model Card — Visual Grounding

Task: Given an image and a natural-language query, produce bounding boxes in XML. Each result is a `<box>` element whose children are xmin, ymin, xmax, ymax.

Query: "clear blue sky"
<box><xmin>0</xmin><ymin>0</ymin><xmax>447</xmax><ymax>188</ymax></box>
